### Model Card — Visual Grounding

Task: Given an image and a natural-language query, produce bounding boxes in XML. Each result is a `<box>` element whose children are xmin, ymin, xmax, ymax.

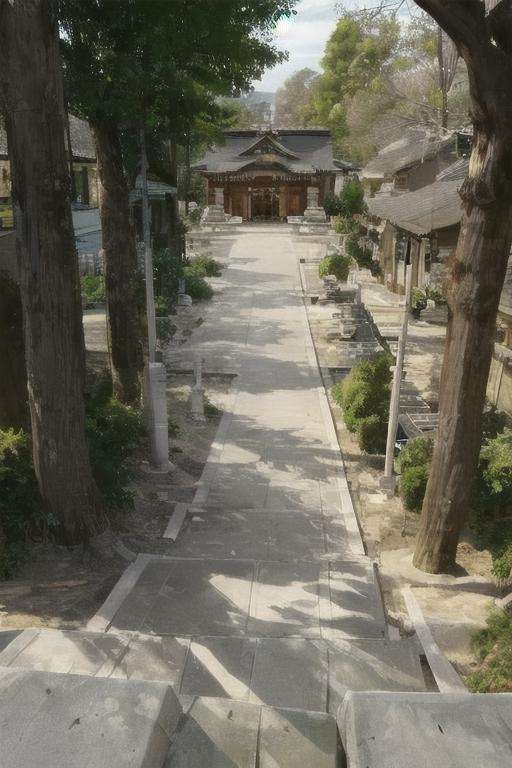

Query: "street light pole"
<box><xmin>381</xmin><ymin>263</ymin><xmax>413</xmax><ymax>493</ymax></box>
<box><xmin>139</xmin><ymin>127</ymin><xmax>171</xmax><ymax>473</ymax></box>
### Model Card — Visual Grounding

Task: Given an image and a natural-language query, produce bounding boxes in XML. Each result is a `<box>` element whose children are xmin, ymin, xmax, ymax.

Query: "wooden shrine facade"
<box><xmin>195</xmin><ymin>130</ymin><xmax>339</xmax><ymax>221</ymax></box>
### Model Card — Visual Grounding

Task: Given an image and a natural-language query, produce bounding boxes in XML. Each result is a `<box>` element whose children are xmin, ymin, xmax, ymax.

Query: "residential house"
<box><xmin>361</xmin><ymin>127</ymin><xmax>467</xmax><ymax>198</ymax></box>
<box><xmin>0</xmin><ymin>114</ymin><xmax>99</xmax><ymax>221</ymax></box>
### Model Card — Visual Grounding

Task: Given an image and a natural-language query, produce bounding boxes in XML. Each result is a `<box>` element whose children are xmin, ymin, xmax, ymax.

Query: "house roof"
<box><xmin>194</xmin><ymin>129</ymin><xmax>337</xmax><ymax>175</ymax></box>
<box><xmin>368</xmin><ymin>158</ymin><xmax>468</xmax><ymax>236</ymax></box>
<box><xmin>0</xmin><ymin>114</ymin><xmax>96</xmax><ymax>161</ymax></box>
<box><xmin>362</xmin><ymin>129</ymin><xmax>456</xmax><ymax>180</ymax></box>
<box><xmin>130</xmin><ymin>176</ymin><xmax>177</xmax><ymax>202</ymax></box>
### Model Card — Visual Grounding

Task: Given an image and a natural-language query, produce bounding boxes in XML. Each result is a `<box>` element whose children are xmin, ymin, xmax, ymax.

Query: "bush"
<box><xmin>333</xmin><ymin>215</ymin><xmax>358</xmax><ymax>235</ymax></box>
<box><xmin>397</xmin><ymin>436</ymin><xmax>433</xmax><ymax>475</ymax></box>
<box><xmin>401</xmin><ymin>464</ymin><xmax>429</xmax><ymax>513</ymax></box>
<box><xmin>183</xmin><ymin>268</ymin><xmax>213</xmax><ymax>300</ymax></box>
<box><xmin>358</xmin><ymin>415</ymin><xmax>387</xmax><ymax>454</ymax></box>
<box><xmin>154</xmin><ymin>295</ymin><xmax>171</xmax><ymax>316</ymax></box>
<box><xmin>323</xmin><ymin>193</ymin><xmax>344</xmax><ymax>217</ymax></box>
<box><xmin>470</xmin><ymin>428</ymin><xmax>512</xmax><ymax>580</ymax></box>
<box><xmin>85</xmin><ymin>374</ymin><xmax>145</xmax><ymax>510</ymax></box>
<box><xmin>318</xmin><ymin>252</ymin><xmax>352</xmax><ymax>282</ymax></box>
<box><xmin>467</xmin><ymin>611</ymin><xmax>512</xmax><ymax>692</ymax></box>
<box><xmin>425</xmin><ymin>286</ymin><xmax>447</xmax><ymax>306</ymax></box>
<box><xmin>187</xmin><ymin>207</ymin><xmax>203</xmax><ymax>225</ymax></box>
<box><xmin>324</xmin><ymin>181</ymin><xmax>366</xmax><ymax>219</ymax></box>
<box><xmin>81</xmin><ymin>275</ymin><xmax>106</xmax><ymax>304</ymax></box>
<box><xmin>187</xmin><ymin>255</ymin><xmax>222</xmax><ymax>277</ymax></box>
<box><xmin>0</xmin><ymin>429</ymin><xmax>48</xmax><ymax>577</ymax></box>
<box><xmin>346</xmin><ymin>234</ymin><xmax>373</xmax><ymax>269</ymax></box>
<box><xmin>332</xmin><ymin>352</ymin><xmax>392</xmax><ymax>452</ymax></box>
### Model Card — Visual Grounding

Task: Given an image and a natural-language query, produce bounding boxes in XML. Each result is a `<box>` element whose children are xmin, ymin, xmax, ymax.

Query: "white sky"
<box><xmin>253</xmin><ymin>0</ymin><xmax>340</xmax><ymax>92</ymax></box>
<box><xmin>252</xmin><ymin>0</ymin><xmax>414</xmax><ymax>93</ymax></box>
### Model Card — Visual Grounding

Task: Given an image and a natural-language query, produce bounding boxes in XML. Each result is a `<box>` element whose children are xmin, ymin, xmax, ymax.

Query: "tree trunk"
<box><xmin>0</xmin><ymin>268</ymin><xmax>28</xmax><ymax>430</ymax></box>
<box><xmin>92</xmin><ymin>120</ymin><xmax>143</xmax><ymax>405</ymax></box>
<box><xmin>413</xmin><ymin>127</ymin><xmax>512</xmax><ymax>572</ymax></box>
<box><xmin>0</xmin><ymin>0</ymin><xmax>107</xmax><ymax>545</ymax></box>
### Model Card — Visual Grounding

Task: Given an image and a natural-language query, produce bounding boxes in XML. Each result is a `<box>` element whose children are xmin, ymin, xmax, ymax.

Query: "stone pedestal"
<box><xmin>203</xmin><ymin>187</ymin><xmax>226</xmax><ymax>225</ymax></box>
<box><xmin>299</xmin><ymin>186</ymin><xmax>329</xmax><ymax>233</ymax></box>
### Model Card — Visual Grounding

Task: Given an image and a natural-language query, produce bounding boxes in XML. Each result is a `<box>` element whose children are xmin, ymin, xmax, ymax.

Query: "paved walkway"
<box><xmin>0</xmin><ymin>229</ymin><xmax>426</xmax><ymax>767</ymax></box>
<box><xmin>85</xmin><ymin>229</ymin><xmax>424</xmax><ymax>713</ymax></box>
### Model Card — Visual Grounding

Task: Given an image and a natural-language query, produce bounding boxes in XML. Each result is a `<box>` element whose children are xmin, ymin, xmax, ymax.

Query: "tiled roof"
<box><xmin>194</xmin><ymin>129</ymin><xmax>337</xmax><ymax>174</ymax></box>
<box><xmin>362</xmin><ymin>129</ymin><xmax>456</xmax><ymax>179</ymax></box>
<box><xmin>368</xmin><ymin>158</ymin><xmax>468</xmax><ymax>235</ymax></box>
<box><xmin>0</xmin><ymin>114</ymin><xmax>96</xmax><ymax>161</ymax></box>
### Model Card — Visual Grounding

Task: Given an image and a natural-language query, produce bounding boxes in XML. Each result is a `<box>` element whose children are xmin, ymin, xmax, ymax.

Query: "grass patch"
<box><xmin>466</xmin><ymin>611</ymin><xmax>512</xmax><ymax>692</ymax></box>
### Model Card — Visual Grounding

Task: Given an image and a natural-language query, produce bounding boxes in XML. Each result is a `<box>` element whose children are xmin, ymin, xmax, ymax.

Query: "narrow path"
<box><xmin>90</xmin><ymin>229</ymin><xmax>424</xmax><ymax>713</ymax></box>
<box><xmin>0</xmin><ymin>228</ymin><xmax>426</xmax><ymax>767</ymax></box>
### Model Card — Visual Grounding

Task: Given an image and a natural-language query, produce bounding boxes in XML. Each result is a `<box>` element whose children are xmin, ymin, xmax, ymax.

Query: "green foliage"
<box><xmin>318</xmin><ymin>252</ymin><xmax>352</xmax><ymax>282</ymax></box>
<box><xmin>401</xmin><ymin>464</ymin><xmax>429</xmax><ymax>513</ymax></box>
<box><xmin>411</xmin><ymin>288</ymin><xmax>427</xmax><ymax>312</ymax></box>
<box><xmin>470</xmin><ymin>428</ymin><xmax>512</xmax><ymax>580</ymax></box>
<box><xmin>357</xmin><ymin>414</ymin><xmax>387</xmax><ymax>455</ymax></box>
<box><xmin>332</xmin><ymin>352</ymin><xmax>392</xmax><ymax>453</ymax></box>
<box><xmin>397</xmin><ymin>437</ymin><xmax>433</xmax><ymax>475</ymax></box>
<box><xmin>183</xmin><ymin>268</ymin><xmax>214</xmax><ymax>301</ymax></box>
<box><xmin>81</xmin><ymin>275</ymin><xmax>106</xmax><ymax>304</ymax></box>
<box><xmin>154</xmin><ymin>294</ymin><xmax>171</xmax><ymax>316</ymax></box>
<box><xmin>85</xmin><ymin>374</ymin><xmax>145</xmax><ymax>510</ymax></box>
<box><xmin>0</xmin><ymin>430</ymin><xmax>49</xmax><ymax>578</ymax></box>
<box><xmin>467</xmin><ymin>611</ymin><xmax>512</xmax><ymax>693</ymax></box>
<box><xmin>153</xmin><ymin>247</ymin><xmax>183</xmax><ymax>310</ymax></box>
<box><xmin>346</xmin><ymin>234</ymin><xmax>373</xmax><ymax>269</ymax></box>
<box><xmin>325</xmin><ymin>181</ymin><xmax>366</xmax><ymax>219</ymax></box>
<box><xmin>187</xmin><ymin>207</ymin><xmax>203</xmax><ymax>224</ymax></box>
<box><xmin>274</xmin><ymin>67</ymin><xmax>320</xmax><ymax>128</ymax></box>
<box><xmin>188</xmin><ymin>256</ymin><xmax>222</xmax><ymax>277</ymax></box>
<box><xmin>333</xmin><ymin>215</ymin><xmax>358</xmax><ymax>235</ymax></box>
<box><xmin>425</xmin><ymin>286</ymin><xmax>446</xmax><ymax>306</ymax></box>
<box><xmin>481</xmin><ymin>408</ymin><xmax>509</xmax><ymax>442</ymax></box>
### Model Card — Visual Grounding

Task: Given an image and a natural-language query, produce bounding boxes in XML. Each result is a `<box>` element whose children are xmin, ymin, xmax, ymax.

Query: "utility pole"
<box><xmin>381</xmin><ymin>263</ymin><xmax>413</xmax><ymax>495</ymax></box>
<box><xmin>139</xmin><ymin>127</ymin><xmax>171</xmax><ymax>473</ymax></box>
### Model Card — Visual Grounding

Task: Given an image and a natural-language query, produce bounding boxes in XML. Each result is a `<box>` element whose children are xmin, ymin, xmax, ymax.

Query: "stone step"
<box><xmin>338</xmin><ymin>691</ymin><xmax>512</xmax><ymax>768</ymax></box>
<box><xmin>0</xmin><ymin>629</ymin><xmax>425</xmax><ymax>716</ymax></box>
<box><xmin>165</xmin><ymin>697</ymin><xmax>339</xmax><ymax>767</ymax></box>
<box><xmin>0</xmin><ymin>665</ymin><xmax>182</xmax><ymax>768</ymax></box>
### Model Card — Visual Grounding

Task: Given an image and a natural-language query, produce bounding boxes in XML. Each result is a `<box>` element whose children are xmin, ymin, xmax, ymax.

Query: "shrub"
<box><xmin>346</xmin><ymin>234</ymin><xmax>373</xmax><ymax>269</ymax></box>
<box><xmin>187</xmin><ymin>255</ymin><xmax>222</xmax><ymax>277</ymax></box>
<box><xmin>332</xmin><ymin>352</ymin><xmax>392</xmax><ymax>452</ymax></box>
<box><xmin>467</xmin><ymin>611</ymin><xmax>512</xmax><ymax>692</ymax></box>
<box><xmin>411</xmin><ymin>288</ymin><xmax>427</xmax><ymax>312</ymax></box>
<box><xmin>154</xmin><ymin>294</ymin><xmax>171</xmax><ymax>316</ymax></box>
<box><xmin>187</xmin><ymin>207</ymin><xmax>203</xmax><ymax>225</ymax></box>
<box><xmin>425</xmin><ymin>286</ymin><xmax>447</xmax><ymax>306</ymax></box>
<box><xmin>358</xmin><ymin>414</ymin><xmax>387</xmax><ymax>454</ymax></box>
<box><xmin>369</xmin><ymin>260</ymin><xmax>382</xmax><ymax>279</ymax></box>
<box><xmin>0</xmin><ymin>429</ymin><xmax>48</xmax><ymax>577</ymax></box>
<box><xmin>341</xmin><ymin>179</ymin><xmax>367</xmax><ymax>217</ymax></box>
<box><xmin>183</xmin><ymin>268</ymin><xmax>213</xmax><ymax>301</ymax></box>
<box><xmin>85</xmin><ymin>374</ymin><xmax>145</xmax><ymax>510</ymax></box>
<box><xmin>333</xmin><ymin>215</ymin><xmax>358</xmax><ymax>235</ymax></box>
<box><xmin>401</xmin><ymin>464</ymin><xmax>429</xmax><ymax>513</ymax></box>
<box><xmin>318</xmin><ymin>252</ymin><xmax>352</xmax><ymax>282</ymax></box>
<box><xmin>481</xmin><ymin>408</ymin><xmax>508</xmax><ymax>442</ymax></box>
<box><xmin>81</xmin><ymin>275</ymin><xmax>106</xmax><ymax>304</ymax></box>
<box><xmin>153</xmin><ymin>247</ymin><xmax>183</xmax><ymax>310</ymax></box>
<box><xmin>323</xmin><ymin>193</ymin><xmax>344</xmax><ymax>217</ymax></box>
<box><xmin>397</xmin><ymin>436</ymin><xmax>433</xmax><ymax>475</ymax></box>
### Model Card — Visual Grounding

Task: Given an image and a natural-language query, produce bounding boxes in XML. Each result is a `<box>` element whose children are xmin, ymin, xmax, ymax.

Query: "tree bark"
<box><xmin>92</xmin><ymin>120</ymin><xmax>143</xmax><ymax>405</ymax></box>
<box><xmin>412</xmin><ymin>0</ymin><xmax>512</xmax><ymax>572</ymax></box>
<box><xmin>0</xmin><ymin>0</ymin><xmax>107</xmax><ymax>545</ymax></box>
<box><xmin>0</xmin><ymin>268</ymin><xmax>28</xmax><ymax>430</ymax></box>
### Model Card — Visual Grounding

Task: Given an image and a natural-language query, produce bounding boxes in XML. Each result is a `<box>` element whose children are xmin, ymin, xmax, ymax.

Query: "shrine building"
<box><xmin>194</xmin><ymin>129</ymin><xmax>344</xmax><ymax>221</ymax></box>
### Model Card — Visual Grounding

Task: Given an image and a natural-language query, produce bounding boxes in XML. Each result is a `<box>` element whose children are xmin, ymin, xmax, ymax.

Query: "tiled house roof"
<box><xmin>368</xmin><ymin>158</ymin><xmax>468</xmax><ymax>236</ymax></box>
<box><xmin>362</xmin><ymin>130</ymin><xmax>456</xmax><ymax>180</ymax></box>
<box><xmin>194</xmin><ymin>129</ymin><xmax>338</xmax><ymax>174</ymax></box>
<box><xmin>0</xmin><ymin>114</ymin><xmax>96</xmax><ymax>161</ymax></box>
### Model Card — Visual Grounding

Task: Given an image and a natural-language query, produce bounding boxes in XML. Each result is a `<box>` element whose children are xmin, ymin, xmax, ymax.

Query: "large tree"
<box><xmin>0</xmin><ymin>0</ymin><xmax>107</xmax><ymax>544</ymax></box>
<box><xmin>412</xmin><ymin>0</ymin><xmax>512</xmax><ymax>572</ymax></box>
<box><xmin>274</xmin><ymin>68</ymin><xmax>320</xmax><ymax>128</ymax></box>
<box><xmin>59</xmin><ymin>0</ymin><xmax>294</xmax><ymax>401</ymax></box>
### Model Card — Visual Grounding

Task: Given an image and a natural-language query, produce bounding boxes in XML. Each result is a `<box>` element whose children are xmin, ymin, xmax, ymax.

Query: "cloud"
<box><xmin>254</xmin><ymin>0</ymin><xmax>339</xmax><ymax>91</ymax></box>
